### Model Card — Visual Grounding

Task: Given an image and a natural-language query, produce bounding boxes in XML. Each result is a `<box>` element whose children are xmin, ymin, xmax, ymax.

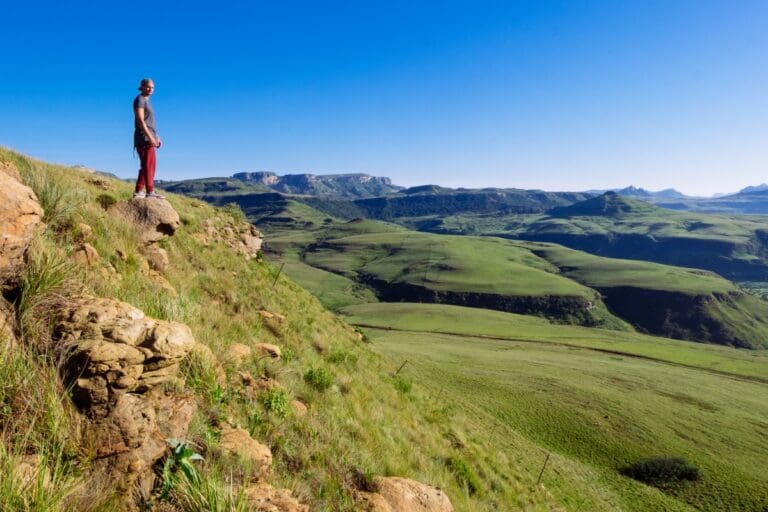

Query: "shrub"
<box><xmin>328</xmin><ymin>347</ymin><xmax>357</xmax><ymax>365</ymax></box>
<box><xmin>24</xmin><ymin>169</ymin><xmax>86</xmax><ymax>230</ymax></box>
<box><xmin>261</xmin><ymin>389</ymin><xmax>290</xmax><ymax>418</ymax></box>
<box><xmin>446</xmin><ymin>456</ymin><xmax>482</xmax><ymax>495</ymax></box>
<box><xmin>620</xmin><ymin>457</ymin><xmax>700</xmax><ymax>486</ymax></box>
<box><xmin>96</xmin><ymin>193</ymin><xmax>117</xmax><ymax>210</ymax></box>
<box><xmin>393</xmin><ymin>376</ymin><xmax>412</xmax><ymax>394</ymax></box>
<box><xmin>304</xmin><ymin>366</ymin><xmax>333</xmax><ymax>392</ymax></box>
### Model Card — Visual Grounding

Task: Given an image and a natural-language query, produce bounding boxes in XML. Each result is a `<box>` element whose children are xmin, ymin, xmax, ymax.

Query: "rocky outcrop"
<box><xmin>254</xmin><ymin>342</ymin><xmax>282</xmax><ymax>359</ymax></box>
<box><xmin>357</xmin><ymin>477</ymin><xmax>453</xmax><ymax>512</ymax></box>
<box><xmin>108</xmin><ymin>198</ymin><xmax>180</xmax><ymax>244</ymax></box>
<box><xmin>141</xmin><ymin>245</ymin><xmax>169</xmax><ymax>272</ymax></box>
<box><xmin>197</xmin><ymin>218</ymin><xmax>263</xmax><ymax>259</ymax></box>
<box><xmin>54</xmin><ymin>297</ymin><xmax>196</xmax><ymax>508</ymax></box>
<box><xmin>0</xmin><ymin>162</ymin><xmax>44</xmax><ymax>286</ymax></box>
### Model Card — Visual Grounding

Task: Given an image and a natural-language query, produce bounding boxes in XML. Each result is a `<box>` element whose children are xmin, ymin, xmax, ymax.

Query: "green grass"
<box><xmin>340</xmin><ymin>303</ymin><xmax>768</xmax><ymax>380</ymax></box>
<box><xmin>525</xmin><ymin>242</ymin><xmax>735</xmax><ymax>294</ymax></box>
<box><xmin>359</xmin><ymin>314</ymin><xmax>768</xmax><ymax>511</ymax></box>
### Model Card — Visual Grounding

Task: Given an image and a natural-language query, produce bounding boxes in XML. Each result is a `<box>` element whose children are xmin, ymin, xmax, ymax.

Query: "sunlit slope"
<box><xmin>340</xmin><ymin>303</ymin><xmax>768</xmax><ymax>380</ymax></box>
<box><xmin>346</xmin><ymin>303</ymin><xmax>768</xmax><ymax>512</ymax></box>
<box><xmin>269</xmin><ymin>220</ymin><xmax>626</xmax><ymax>327</ymax></box>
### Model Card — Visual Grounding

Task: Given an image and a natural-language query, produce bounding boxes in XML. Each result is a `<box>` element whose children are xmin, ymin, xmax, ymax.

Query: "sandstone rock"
<box><xmin>224</xmin><ymin>343</ymin><xmax>252</xmax><ymax>366</ymax></box>
<box><xmin>357</xmin><ymin>477</ymin><xmax>453</xmax><ymax>512</ymax></box>
<box><xmin>238</xmin><ymin>224</ymin><xmax>263</xmax><ymax>259</ymax></box>
<box><xmin>76</xmin><ymin>222</ymin><xmax>94</xmax><ymax>242</ymax></box>
<box><xmin>254</xmin><ymin>343</ymin><xmax>282</xmax><ymax>359</ymax></box>
<box><xmin>0</xmin><ymin>160</ymin><xmax>21</xmax><ymax>181</ymax></box>
<box><xmin>73</xmin><ymin>243</ymin><xmax>100</xmax><ymax>266</ymax></box>
<box><xmin>0</xmin><ymin>167</ymin><xmax>43</xmax><ymax>286</ymax></box>
<box><xmin>54</xmin><ymin>297</ymin><xmax>197</xmax><ymax>509</ymax></box>
<box><xmin>259</xmin><ymin>310</ymin><xmax>286</xmax><ymax>323</ymax></box>
<box><xmin>57</xmin><ymin>297</ymin><xmax>195</xmax><ymax>416</ymax></box>
<box><xmin>0</xmin><ymin>296</ymin><xmax>17</xmax><ymax>347</ymax></box>
<box><xmin>243</xmin><ymin>482</ymin><xmax>309</xmax><ymax>512</ymax></box>
<box><xmin>238</xmin><ymin>372</ymin><xmax>279</xmax><ymax>398</ymax></box>
<box><xmin>291</xmin><ymin>400</ymin><xmax>308</xmax><ymax>418</ymax></box>
<box><xmin>218</xmin><ymin>426</ymin><xmax>272</xmax><ymax>480</ymax></box>
<box><xmin>142</xmin><ymin>245</ymin><xmax>169</xmax><ymax>272</ymax></box>
<box><xmin>148</xmin><ymin>270</ymin><xmax>177</xmax><ymax>296</ymax></box>
<box><xmin>108</xmin><ymin>198</ymin><xmax>180</xmax><ymax>244</ymax></box>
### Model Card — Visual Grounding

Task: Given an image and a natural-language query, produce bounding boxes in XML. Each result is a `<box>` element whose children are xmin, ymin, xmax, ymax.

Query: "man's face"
<box><xmin>141</xmin><ymin>81</ymin><xmax>155</xmax><ymax>96</ymax></box>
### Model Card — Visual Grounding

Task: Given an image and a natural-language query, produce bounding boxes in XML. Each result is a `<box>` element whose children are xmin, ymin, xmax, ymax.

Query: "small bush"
<box><xmin>222</xmin><ymin>203</ymin><xmax>247</xmax><ymax>223</ymax></box>
<box><xmin>393</xmin><ymin>376</ymin><xmax>412</xmax><ymax>394</ymax></box>
<box><xmin>96</xmin><ymin>193</ymin><xmax>117</xmax><ymax>210</ymax></box>
<box><xmin>620</xmin><ymin>457</ymin><xmax>700</xmax><ymax>486</ymax></box>
<box><xmin>446</xmin><ymin>456</ymin><xmax>482</xmax><ymax>495</ymax></box>
<box><xmin>261</xmin><ymin>389</ymin><xmax>290</xmax><ymax>418</ymax></box>
<box><xmin>304</xmin><ymin>366</ymin><xmax>333</xmax><ymax>392</ymax></box>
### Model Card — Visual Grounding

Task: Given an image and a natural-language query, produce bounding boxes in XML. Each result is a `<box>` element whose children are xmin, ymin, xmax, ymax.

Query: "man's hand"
<box><xmin>156</xmin><ymin>138</ymin><xmax>162</xmax><ymax>148</ymax></box>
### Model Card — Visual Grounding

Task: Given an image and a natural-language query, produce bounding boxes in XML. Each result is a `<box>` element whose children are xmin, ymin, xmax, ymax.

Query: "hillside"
<box><xmin>1</xmin><ymin>147</ymin><xmax>557</xmax><ymax>511</ymax></box>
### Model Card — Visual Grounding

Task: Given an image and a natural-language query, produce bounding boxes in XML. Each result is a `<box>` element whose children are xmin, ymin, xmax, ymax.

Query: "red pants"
<box><xmin>135</xmin><ymin>145</ymin><xmax>156</xmax><ymax>193</ymax></box>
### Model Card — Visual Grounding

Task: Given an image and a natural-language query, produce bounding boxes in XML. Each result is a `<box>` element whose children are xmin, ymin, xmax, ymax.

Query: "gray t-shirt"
<box><xmin>133</xmin><ymin>94</ymin><xmax>157</xmax><ymax>148</ymax></box>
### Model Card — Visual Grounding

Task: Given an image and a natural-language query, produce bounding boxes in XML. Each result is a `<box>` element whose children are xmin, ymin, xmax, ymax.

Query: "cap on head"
<box><xmin>138</xmin><ymin>78</ymin><xmax>154</xmax><ymax>90</ymax></box>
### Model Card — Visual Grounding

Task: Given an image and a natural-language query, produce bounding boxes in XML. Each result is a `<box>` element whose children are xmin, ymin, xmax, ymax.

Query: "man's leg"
<box><xmin>135</xmin><ymin>146</ymin><xmax>149</xmax><ymax>193</ymax></box>
<box><xmin>144</xmin><ymin>146</ymin><xmax>157</xmax><ymax>193</ymax></box>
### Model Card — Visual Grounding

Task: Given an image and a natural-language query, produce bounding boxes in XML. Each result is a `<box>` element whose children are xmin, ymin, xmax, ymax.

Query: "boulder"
<box><xmin>357</xmin><ymin>477</ymin><xmax>453</xmax><ymax>512</ymax></box>
<box><xmin>108</xmin><ymin>198</ymin><xmax>180</xmax><ymax>244</ymax></box>
<box><xmin>54</xmin><ymin>297</ymin><xmax>197</xmax><ymax>508</ymax></box>
<box><xmin>218</xmin><ymin>425</ymin><xmax>272</xmax><ymax>480</ymax></box>
<box><xmin>224</xmin><ymin>343</ymin><xmax>252</xmax><ymax>366</ymax></box>
<box><xmin>194</xmin><ymin>218</ymin><xmax>263</xmax><ymax>259</ymax></box>
<box><xmin>258</xmin><ymin>310</ymin><xmax>285</xmax><ymax>323</ymax></box>
<box><xmin>73</xmin><ymin>243</ymin><xmax>100</xmax><ymax>266</ymax></box>
<box><xmin>254</xmin><ymin>343</ymin><xmax>282</xmax><ymax>359</ymax></box>
<box><xmin>243</xmin><ymin>482</ymin><xmax>309</xmax><ymax>512</ymax></box>
<box><xmin>76</xmin><ymin>222</ymin><xmax>94</xmax><ymax>242</ymax></box>
<box><xmin>142</xmin><ymin>245</ymin><xmax>169</xmax><ymax>272</ymax></box>
<box><xmin>0</xmin><ymin>166</ymin><xmax>43</xmax><ymax>286</ymax></box>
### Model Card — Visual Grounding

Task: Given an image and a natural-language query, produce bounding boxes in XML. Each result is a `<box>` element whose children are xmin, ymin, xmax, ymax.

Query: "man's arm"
<box><xmin>134</xmin><ymin>106</ymin><xmax>160</xmax><ymax>147</ymax></box>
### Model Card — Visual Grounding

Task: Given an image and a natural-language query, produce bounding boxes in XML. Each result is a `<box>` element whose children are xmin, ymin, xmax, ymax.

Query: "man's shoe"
<box><xmin>133</xmin><ymin>191</ymin><xmax>146</xmax><ymax>198</ymax></box>
<box><xmin>146</xmin><ymin>191</ymin><xmax>165</xmax><ymax>199</ymax></box>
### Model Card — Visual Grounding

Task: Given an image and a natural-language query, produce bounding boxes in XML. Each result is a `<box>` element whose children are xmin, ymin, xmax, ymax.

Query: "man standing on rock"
<box><xmin>133</xmin><ymin>78</ymin><xmax>164</xmax><ymax>199</ymax></box>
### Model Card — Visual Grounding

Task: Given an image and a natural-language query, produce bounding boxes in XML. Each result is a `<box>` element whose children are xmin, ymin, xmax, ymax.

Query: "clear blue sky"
<box><xmin>2</xmin><ymin>0</ymin><xmax>766</xmax><ymax>196</ymax></box>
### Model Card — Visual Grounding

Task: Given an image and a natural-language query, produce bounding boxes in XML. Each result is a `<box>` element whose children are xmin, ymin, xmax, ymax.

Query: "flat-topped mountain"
<box><xmin>232</xmin><ymin>171</ymin><xmax>402</xmax><ymax>198</ymax></box>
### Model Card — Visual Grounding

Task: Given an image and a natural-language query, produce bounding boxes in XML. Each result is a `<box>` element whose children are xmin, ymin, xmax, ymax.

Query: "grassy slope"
<box><xmin>2</xmin><ymin>147</ymin><xmax>590</xmax><ymax>511</ymax></box>
<box><xmin>341</xmin><ymin>302</ymin><xmax>768</xmax><ymax>512</ymax></box>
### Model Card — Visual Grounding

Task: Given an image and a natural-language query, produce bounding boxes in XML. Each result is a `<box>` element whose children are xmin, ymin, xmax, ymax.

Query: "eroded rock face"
<box><xmin>0</xmin><ymin>164</ymin><xmax>43</xmax><ymax>286</ymax></box>
<box><xmin>56</xmin><ymin>297</ymin><xmax>194</xmax><ymax>416</ymax></box>
<box><xmin>108</xmin><ymin>198</ymin><xmax>180</xmax><ymax>244</ymax></box>
<box><xmin>196</xmin><ymin>218</ymin><xmax>263</xmax><ymax>259</ymax></box>
<box><xmin>54</xmin><ymin>297</ymin><xmax>196</xmax><ymax>508</ymax></box>
<box><xmin>357</xmin><ymin>477</ymin><xmax>453</xmax><ymax>512</ymax></box>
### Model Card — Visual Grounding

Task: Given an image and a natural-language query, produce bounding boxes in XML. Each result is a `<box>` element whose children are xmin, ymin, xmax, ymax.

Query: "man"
<box><xmin>133</xmin><ymin>78</ymin><xmax>164</xmax><ymax>198</ymax></box>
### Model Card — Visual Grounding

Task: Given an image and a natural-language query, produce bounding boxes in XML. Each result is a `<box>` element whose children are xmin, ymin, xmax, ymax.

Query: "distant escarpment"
<box><xmin>596</xmin><ymin>288</ymin><xmax>767</xmax><ymax>348</ymax></box>
<box><xmin>357</xmin><ymin>273</ymin><xmax>611</xmax><ymax>326</ymax></box>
